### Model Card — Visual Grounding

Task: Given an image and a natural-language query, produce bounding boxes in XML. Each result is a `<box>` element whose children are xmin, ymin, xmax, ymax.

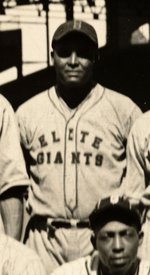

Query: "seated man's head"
<box><xmin>89</xmin><ymin>196</ymin><xmax>143</xmax><ymax>275</ymax></box>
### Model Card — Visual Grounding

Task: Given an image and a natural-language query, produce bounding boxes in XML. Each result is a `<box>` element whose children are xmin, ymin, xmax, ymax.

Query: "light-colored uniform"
<box><xmin>0</xmin><ymin>233</ymin><xmax>46</xmax><ymax>275</ymax></box>
<box><xmin>0</xmin><ymin>94</ymin><xmax>29</xmax><ymax>233</ymax></box>
<box><xmin>121</xmin><ymin>111</ymin><xmax>150</xmax><ymax>260</ymax></box>
<box><xmin>0</xmin><ymin>94</ymin><xmax>29</xmax><ymax>195</ymax></box>
<box><xmin>16</xmin><ymin>84</ymin><xmax>141</xmax><ymax>273</ymax></box>
<box><xmin>51</xmin><ymin>252</ymin><xmax>150</xmax><ymax>275</ymax></box>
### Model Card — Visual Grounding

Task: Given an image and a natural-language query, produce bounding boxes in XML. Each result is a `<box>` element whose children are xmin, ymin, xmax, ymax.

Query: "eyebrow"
<box><xmin>100</xmin><ymin>229</ymin><xmax>134</xmax><ymax>234</ymax></box>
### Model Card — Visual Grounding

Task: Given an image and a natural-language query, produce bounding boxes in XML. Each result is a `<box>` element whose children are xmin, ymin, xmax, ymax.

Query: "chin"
<box><xmin>111</xmin><ymin>265</ymin><xmax>130</xmax><ymax>275</ymax></box>
<box><xmin>64</xmin><ymin>81</ymin><xmax>85</xmax><ymax>88</ymax></box>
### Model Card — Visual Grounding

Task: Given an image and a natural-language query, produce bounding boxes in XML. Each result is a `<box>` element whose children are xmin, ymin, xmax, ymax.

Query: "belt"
<box><xmin>24</xmin><ymin>216</ymin><xmax>90</xmax><ymax>241</ymax></box>
<box><xmin>47</xmin><ymin>218</ymin><xmax>90</xmax><ymax>229</ymax></box>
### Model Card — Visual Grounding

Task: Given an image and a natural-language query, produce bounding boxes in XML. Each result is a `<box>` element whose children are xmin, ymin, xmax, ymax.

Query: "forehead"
<box><xmin>98</xmin><ymin>221</ymin><xmax>135</xmax><ymax>233</ymax></box>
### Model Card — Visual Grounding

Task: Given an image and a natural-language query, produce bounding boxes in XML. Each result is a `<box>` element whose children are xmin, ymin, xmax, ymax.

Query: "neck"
<box><xmin>55</xmin><ymin>81</ymin><xmax>96</xmax><ymax>109</ymax></box>
<box><xmin>99</xmin><ymin>259</ymin><xmax>139</xmax><ymax>275</ymax></box>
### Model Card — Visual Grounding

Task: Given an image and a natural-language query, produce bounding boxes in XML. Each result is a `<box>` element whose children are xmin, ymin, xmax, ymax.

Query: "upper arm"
<box><xmin>0</xmin><ymin>102</ymin><xmax>29</xmax><ymax>195</ymax></box>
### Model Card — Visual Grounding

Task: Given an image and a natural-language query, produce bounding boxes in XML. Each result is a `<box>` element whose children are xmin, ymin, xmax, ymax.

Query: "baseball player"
<box><xmin>16</xmin><ymin>20</ymin><xmax>142</xmax><ymax>273</ymax></box>
<box><xmin>0</xmin><ymin>232</ymin><xmax>46</xmax><ymax>275</ymax></box>
<box><xmin>51</xmin><ymin>195</ymin><xmax>150</xmax><ymax>275</ymax></box>
<box><xmin>0</xmin><ymin>94</ymin><xmax>29</xmax><ymax>240</ymax></box>
<box><xmin>120</xmin><ymin>111</ymin><xmax>150</xmax><ymax>260</ymax></box>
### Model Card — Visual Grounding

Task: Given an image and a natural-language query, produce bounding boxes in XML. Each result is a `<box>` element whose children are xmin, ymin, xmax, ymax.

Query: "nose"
<box><xmin>68</xmin><ymin>51</ymin><xmax>79</xmax><ymax>67</ymax></box>
<box><xmin>112</xmin><ymin>235</ymin><xmax>124</xmax><ymax>253</ymax></box>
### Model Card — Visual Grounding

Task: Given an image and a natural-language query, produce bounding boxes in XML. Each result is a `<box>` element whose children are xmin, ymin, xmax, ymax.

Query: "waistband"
<box><xmin>24</xmin><ymin>215</ymin><xmax>90</xmax><ymax>242</ymax></box>
<box><xmin>47</xmin><ymin>218</ymin><xmax>90</xmax><ymax>229</ymax></box>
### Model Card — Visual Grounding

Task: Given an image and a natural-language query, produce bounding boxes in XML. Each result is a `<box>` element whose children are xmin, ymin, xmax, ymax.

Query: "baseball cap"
<box><xmin>89</xmin><ymin>195</ymin><xmax>142</xmax><ymax>232</ymax></box>
<box><xmin>52</xmin><ymin>20</ymin><xmax>98</xmax><ymax>49</ymax></box>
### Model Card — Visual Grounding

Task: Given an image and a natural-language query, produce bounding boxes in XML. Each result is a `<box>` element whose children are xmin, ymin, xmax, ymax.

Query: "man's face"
<box><xmin>96</xmin><ymin>221</ymin><xmax>142</xmax><ymax>275</ymax></box>
<box><xmin>52</xmin><ymin>34</ymin><xmax>96</xmax><ymax>88</ymax></box>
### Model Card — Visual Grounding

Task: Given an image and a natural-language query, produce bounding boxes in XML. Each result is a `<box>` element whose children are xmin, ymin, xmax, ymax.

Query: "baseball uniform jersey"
<box><xmin>0</xmin><ymin>233</ymin><xmax>46</xmax><ymax>275</ymax></box>
<box><xmin>51</xmin><ymin>252</ymin><xmax>150</xmax><ymax>275</ymax></box>
<box><xmin>0</xmin><ymin>94</ymin><xmax>29</xmax><ymax>195</ymax></box>
<box><xmin>16</xmin><ymin>84</ymin><xmax>141</xmax><ymax>272</ymax></box>
<box><xmin>121</xmin><ymin>111</ymin><xmax>150</xmax><ymax>261</ymax></box>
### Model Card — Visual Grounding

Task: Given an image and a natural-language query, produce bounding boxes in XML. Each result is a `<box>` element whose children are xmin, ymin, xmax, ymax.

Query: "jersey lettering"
<box><xmin>72</xmin><ymin>152</ymin><xmax>80</xmax><ymax>164</ymax></box>
<box><xmin>39</xmin><ymin>135</ymin><xmax>48</xmax><ymax>147</ymax></box>
<box><xmin>84</xmin><ymin>153</ymin><xmax>92</xmax><ymax>165</ymax></box>
<box><xmin>95</xmin><ymin>154</ymin><xmax>103</xmax><ymax>166</ymax></box>
<box><xmin>47</xmin><ymin>152</ymin><xmax>51</xmax><ymax>163</ymax></box>
<box><xmin>36</xmin><ymin>131</ymin><xmax>104</xmax><ymax>166</ymax></box>
<box><xmin>54</xmin><ymin>152</ymin><xmax>63</xmax><ymax>164</ymax></box>
<box><xmin>37</xmin><ymin>152</ymin><xmax>44</xmax><ymax>164</ymax></box>
<box><xmin>36</xmin><ymin>151</ymin><xmax>103</xmax><ymax>167</ymax></box>
<box><xmin>52</xmin><ymin>131</ymin><xmax>60</xmax><ymax>142</ymax></box>
<box><xmin>92</xmin><ymin>137</ymin><xmax>103</xmax><ymax>149</ymax></box>
<box><xmin>80</xmin><ymin>131</ymin><xmax>89</xmax><ymax>143</ymax></box>
<box><xmin>68</xmin><ymin>128</ymin><xmax>73</xmax><ymax>141</ymax></box>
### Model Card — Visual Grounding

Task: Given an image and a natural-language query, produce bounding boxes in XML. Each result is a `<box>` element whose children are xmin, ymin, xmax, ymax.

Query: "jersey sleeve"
<box><xmin>0</xmin><ymin>96</ymin><xmax>30</xmax><ymax>194</ymax></box>
<box><xmin>124</xmin><ymin>103</ymin><xmax>142</xmax><ymax>139</ymax></box>
<box><xmin>121</xmin><ymin>119</ymin><xmax>146</xmax><ymax>200</ymax></box>
<box><xmin>16</xmin><ymin>106</ymin><xmax>30</xmax><ymax>149</ymax></box>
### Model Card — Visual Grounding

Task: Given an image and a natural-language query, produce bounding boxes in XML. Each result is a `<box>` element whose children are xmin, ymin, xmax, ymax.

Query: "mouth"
<box><xmin>65</xmin><ymin>70</ymin><xmax>81</xmax><ymax>75</ymax></box>
<box><xmin>67</xmin><ymin>72</ymin><xmax>79</xmax><ymax>76</ymax></box>
<box><xmin>65</xmin><ymin>71</ymin><xmax>82</xmax><ymax>80</ymax></box>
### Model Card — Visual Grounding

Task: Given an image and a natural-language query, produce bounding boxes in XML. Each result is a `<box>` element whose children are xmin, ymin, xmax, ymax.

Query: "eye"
<box><xmin>121</xmin><ymin>230</ymin><xmax>135</xmax><ymax>238</ymax></box>
<box><xmin>98</xmin><ymin>232</ymin><xmax>114</xmax><ymax>241</ymax></box>
<box><xmin>77</xmin><ymin>49</ymin><xmax>95</xmax><ymax>60</ymax></box>
<box><xmin>56</xmin><ymin>48</ymin><xmax>72</xmax><ymax>58</ymax></box>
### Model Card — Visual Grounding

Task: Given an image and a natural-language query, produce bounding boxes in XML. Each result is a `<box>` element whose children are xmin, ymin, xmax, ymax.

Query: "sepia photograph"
<box><xmin>0</xmin><ymin>1</ymin><xmax>150</xmax><ymax>274</ymax></box>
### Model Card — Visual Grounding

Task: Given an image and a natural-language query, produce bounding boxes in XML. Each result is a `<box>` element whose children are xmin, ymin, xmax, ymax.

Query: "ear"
<box><xmin>138</xmin><ymin>231</ymin><xmax>144</xmax><ymax>247</ymax></box>
<box><xmin>51</xmin><ymin>51</ymin><xmax>54</xmax><ymax>65</ymax></box>
<box><xmin>91</xmin><ymin>234</ymin><xmax>96</xmax><ymax>249</ymax></box>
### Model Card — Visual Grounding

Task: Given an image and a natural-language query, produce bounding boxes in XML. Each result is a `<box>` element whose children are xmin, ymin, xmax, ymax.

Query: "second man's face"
<box><xmin>95</xmin><ymin>221</ymin><xmax>142</xmax><ymax>275</ymax></box>
<box><xmin>52</xmin><ymin>34</ymin><xmax>97</xmax><ymax>88</ymax></box>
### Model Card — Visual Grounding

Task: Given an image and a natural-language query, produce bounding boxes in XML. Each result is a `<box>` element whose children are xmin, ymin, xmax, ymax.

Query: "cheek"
<box><xmin>80</xmin><ymin>62</ymin><xmax>94</xmax><ymax>80</ymax></box>
<box><xmin>127</xmin><ymin>241</ymin><xmax>139</xmax><ymax>255</ymax></box>
<box><xmin>54</xmin><ymin>61</ymin><xmax>66</xmax><ymax>80</ymax></box>
<box><xmin>82</xmin><ymin>60</ymin><xmax>93</xmax><ymax>71</ymax></box>
<box><xmin>54</xmin><ymin>60</ymin><xmax>65</xmax><ymax>72</ymax></box>
<box><xmin>96</xmin><ymin>241</ymin><xmax>111</xmax><ymax>260</ymax></box>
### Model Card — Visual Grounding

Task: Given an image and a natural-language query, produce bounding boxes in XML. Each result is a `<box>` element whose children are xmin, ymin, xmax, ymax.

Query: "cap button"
<box><xmin>110</xmin><ymin>194</ymin><xmax>119</xmax><ymax>204</ymax></box>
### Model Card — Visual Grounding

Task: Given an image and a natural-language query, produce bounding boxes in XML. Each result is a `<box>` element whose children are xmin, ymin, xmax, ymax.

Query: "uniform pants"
<box><xmin>24</xmin><ymin>218</ymin><xmax>93</xmax><ymax>274</ymax></box>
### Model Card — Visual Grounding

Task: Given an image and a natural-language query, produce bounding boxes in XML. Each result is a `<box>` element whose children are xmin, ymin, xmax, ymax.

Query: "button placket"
<box><xmin>64</xmin><ymin>120</ymin><xmax>77</xmax><ymax>212</ymax></box>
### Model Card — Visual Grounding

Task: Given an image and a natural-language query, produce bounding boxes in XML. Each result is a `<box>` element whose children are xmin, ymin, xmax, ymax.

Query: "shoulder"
<box><xmin>103</xmin><ymin>87</ymin><xmax>140</xmax><ymax>112</ymax></box>
<box><xmin>16</xmin><ymin>89</ymin><xmax>51</xmax><ymax>116</ymax></box>
<box><xmin>0</xmin><ymin>94</ymin><xmax>17</xmax><ymax>128</ymax></box>
<box><xmin>51</xmin><ymin>257</ymin><xmax>89</xmax><ymax>275</ymax></box>
<box><xmin>130</xmin><ymin>111</ymin><xmax>150</xmax><ymax>135</ymax></box>
<box><xmin>132</xmin><ymin>110</ymin><xmax>150</xmax><ymax>127</ymax></box>
<box><xmin>94</xmin><ymin>85</ymin><xmax>141</xmax><ymax>121</ymax></box>
<box><xmin>0</xmin><ymin>234</ymin><xmax>46</xmax><ymax>275</ymax></box>
<box><xmin>96</xmin><ymin>85</ymin><xmax>142</xmax><ymax>134</ymax></box>
<box><xmin>0</xmin><ymin>94</ymin><xmax>14</xmax><ymax>112</ymax></box>
<box><xmin>0</xmin><ymin>233</ymin><xmax>42</xmax><ymax>264</ymax></box>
